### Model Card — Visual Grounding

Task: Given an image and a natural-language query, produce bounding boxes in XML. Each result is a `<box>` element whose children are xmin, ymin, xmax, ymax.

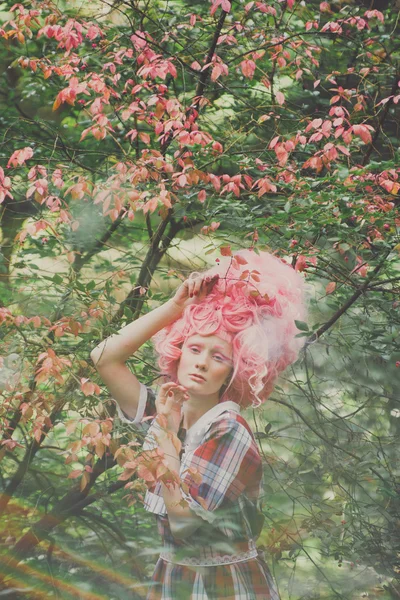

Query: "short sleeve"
<box><xmin>180</xmin><ymin>417</ymin><xmax>263</xmax><ymax>525</ymax></box>
<box><xmin>113</xmin><ymin>383</ymin><xmax>157</xmax><ymax>435</ymax></box>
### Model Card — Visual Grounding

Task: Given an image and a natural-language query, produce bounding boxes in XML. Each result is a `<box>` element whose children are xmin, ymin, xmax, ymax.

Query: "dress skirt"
<box><xmin>145</xmin><ymin>553</ymin><xmax>281</xmax><ymax>600</ymax></box>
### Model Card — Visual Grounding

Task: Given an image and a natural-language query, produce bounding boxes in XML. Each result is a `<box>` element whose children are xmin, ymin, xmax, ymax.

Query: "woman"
<box><xmin>91</xmin><ymin>248</ymin><xmax>307</xmax><ymax>599</ymax></box>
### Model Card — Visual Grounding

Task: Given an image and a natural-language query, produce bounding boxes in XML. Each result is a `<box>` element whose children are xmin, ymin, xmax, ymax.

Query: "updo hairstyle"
<box><xmin>152</xmin><ymin>249</ymin><xmax>308</xmax><ymax>408</ymax></box>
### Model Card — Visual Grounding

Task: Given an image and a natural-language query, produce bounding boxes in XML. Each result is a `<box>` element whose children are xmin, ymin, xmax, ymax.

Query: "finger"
<box><xmin>188</xmin><ymin>279</ymin><xmax>196</xmax><ymax>298</ymax></box>
<box><xmin>160</xmin><ymin>382</ymin><xmax>179</xmax><ymax>392</ymax></box>
<box><xmin>184</xmin><ymin>279</ymin><xmax>192</xmax><ymax>298</ymax></box>
<box><xmin>166</xmin><ymin>388</ymin><xmax>188</xmax><ymax>404</ymax></box>
<box><xmin>167</xmin><ymin>393</ymin><xmax>184</xmax><ymax>410</ymax></box>
<box><xmin>180</xmin><ymin>280</ymin><xmax>191</xmax><ymax>300</ymax></box>
<box><xmin>185</xmin><ymin>279</ymin><xmax>193</xmax><ymax>297</ymax></box>
<box><xmin>203</xmin><ymin>275</ymin><xmax>214</xmax><ymax>291</ymax></box>
<box><xmin>176</xmin><ymin>386</ymin><xmax>189</xmax><ymax>397</ymax></box>
<box><xmin>167</xmin><ymin>382</ymin><xmax>181</xmax><ymax>396</ymax></box>
<box><xmin>166</xmin><ymin>387</ymin><xmax>185</xmax><ymax>399</ymax></box>
<box><xmin>208</xmin><ymin>274</ymin><xmax>219</xmax><ymax>291</ymax></box>
<box><xmin>159</xmin><ymin>381</ymin><xmax>174</xmax><ymax>401</ymax></box>
<box><xmin>164</xmin><ymin>382</ymin><xmax>186</xmax><ymax>392</ymax></box>
<box><xmin>158</xmin><ymin>382</ymin><xmax>179</xmax><ymax>403</ymax></box>
<box><xmin>193</xmin><ymin>277</ymin><xmax>203</xmax><ymax>296</ymax></box>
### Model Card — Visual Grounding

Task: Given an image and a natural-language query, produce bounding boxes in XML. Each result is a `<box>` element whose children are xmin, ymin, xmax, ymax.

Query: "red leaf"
<box><xmin>326</xmin><ymin>281</ymin><xmax>336</xmax><ymax>294</ymax></box>
<box><xmin>352</xmin><ymin>124</ymin><xmax>372</xmax><ymax>145</ymax></box>
<box><xmin>336</xmin><ymin>145</ymin><xmax>350</xmax><ymax>156</ymax></box>
<box><xmin>68</xmin><ymin>469</ymin><xmax>83</xmax><ymax>479</ymax></box>
<box><xmin>7</xmin><ymin>147</ymin><xmax>34</xmax><ymax>168</ymax></box>
<box><xmin>177</xmin><ymin>174</ymin><xmax>187</xmax><ymax>187</ymax></box>
<box><xmin>241</xmin><ymin>59</ymin><xmax>256</xmax><ymax>79</ymax></box>
<box><xmin>139</xmin><ymin>132</ymin><xmax>150</xmax><ymax>144</ymax></box>
<box><xmin>269</xmin><ymin>136</ymin><xmax>280</xmax><ymax>149</ymax></box>
<box><xmin>234</xmin><ymin>254</ymin><xmax>248</xmax><ymax>265</ymax></box>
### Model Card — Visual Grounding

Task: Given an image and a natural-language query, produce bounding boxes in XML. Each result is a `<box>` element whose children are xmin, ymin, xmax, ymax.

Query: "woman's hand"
<box><xmin>171</xmin><ymin>272</ymin><xmax>219</xmax><ymax>311</ymax></box>
<box><xmin>155</xmin><ymin>382</ymin><xmax>189</xmax><ymax>434</ymax></box>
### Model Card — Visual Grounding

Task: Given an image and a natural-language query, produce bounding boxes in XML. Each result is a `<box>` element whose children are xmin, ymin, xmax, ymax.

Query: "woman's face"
<box><xmin>176</xmin><ymin>333</ymin><xmax>233</xmax><ymax>397</ymax></box>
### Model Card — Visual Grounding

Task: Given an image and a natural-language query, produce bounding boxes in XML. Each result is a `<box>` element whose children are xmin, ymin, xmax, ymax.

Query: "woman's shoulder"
<box><xmin>197</xmin><ymin>410</ymin><xmax>263</xmax><ymax>471</ymax></box>
<box><xmin>207</xmin><ymin>409</ymin><xmax>255</xmax><ymax>440</ymax></box>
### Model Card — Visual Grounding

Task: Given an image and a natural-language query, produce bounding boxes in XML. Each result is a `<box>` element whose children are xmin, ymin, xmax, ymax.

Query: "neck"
<box><xmin>181</xmin><ymin>392</ymin><xmax>221</xmax><ymax>431</ymax></box>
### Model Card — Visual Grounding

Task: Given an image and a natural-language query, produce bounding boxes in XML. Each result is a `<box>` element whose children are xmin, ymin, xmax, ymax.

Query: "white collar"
<box><xmin>183</xmin><ymin>401</ymin><xmax>241</xmax><ymax>448</ymax></box>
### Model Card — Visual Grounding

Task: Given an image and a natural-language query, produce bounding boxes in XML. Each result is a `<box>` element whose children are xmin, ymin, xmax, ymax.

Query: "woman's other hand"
<box><xmin>155</xmin><ymin>382</ymin><xmax>189</xmax><ymax>434</ymax></box>
<box><xmin>171</xmin><ymin>272</ymin><xmax>219</xmax><ymax>311</ymax></box>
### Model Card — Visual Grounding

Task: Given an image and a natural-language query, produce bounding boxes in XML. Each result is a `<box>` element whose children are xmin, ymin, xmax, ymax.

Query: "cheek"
<box><xmin>178</xmin><ymin>350</ymin><xmax>191</xmax><ymax>370</ymax></box>
<box><xmin>214</xmin><ymin>363</ymin><xmax>231</xmax><ymax>378</ymax></box>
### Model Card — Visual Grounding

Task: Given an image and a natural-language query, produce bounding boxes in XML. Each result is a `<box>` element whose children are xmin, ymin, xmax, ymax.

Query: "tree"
<box><xmin>0</xmin><ymin>0</ymin><xmax>399</xmax><ymax>597</ymax></box>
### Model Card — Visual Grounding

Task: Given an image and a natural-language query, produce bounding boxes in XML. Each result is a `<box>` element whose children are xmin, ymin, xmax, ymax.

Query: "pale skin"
<box><xmin>153</xmin><ymin>274</ymin><xmax>234</xmax><ymax>539</ymax></box>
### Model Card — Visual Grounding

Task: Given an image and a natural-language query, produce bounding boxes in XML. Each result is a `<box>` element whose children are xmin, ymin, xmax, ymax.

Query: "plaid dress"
<box><xmin>115</xmin><ymin>384</ymin><xmax>280</xmax><ymax>600</ymax></box>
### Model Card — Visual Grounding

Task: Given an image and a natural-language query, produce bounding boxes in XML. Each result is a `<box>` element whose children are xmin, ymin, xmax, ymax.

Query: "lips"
<box><xmin>189</xmin><ymin>373</ymin><xmax>206</xmax><ymax>382</ymax></box>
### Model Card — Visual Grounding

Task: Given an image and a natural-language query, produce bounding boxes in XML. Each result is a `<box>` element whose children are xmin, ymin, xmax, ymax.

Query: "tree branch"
<box><xmin>362</xmin><ymin>72</ymin><xmax>400</xmax><ymax>166</ymax></box>
<box><xmin>306</xmin><ymin>251</ymin><xmax>391</xmax><ymax>344</ymax></box>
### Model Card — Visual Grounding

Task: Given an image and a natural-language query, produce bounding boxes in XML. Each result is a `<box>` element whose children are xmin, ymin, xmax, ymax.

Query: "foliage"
<box><xmin>0</xmin><ymin>0</ymin><xmax>399</xmax><ymax>597</ymax></box>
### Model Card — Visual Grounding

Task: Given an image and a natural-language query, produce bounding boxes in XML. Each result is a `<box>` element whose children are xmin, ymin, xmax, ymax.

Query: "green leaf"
<box><xmin>124</xmin><ymin>306</ymin><xmax>133</xmax><ymax>320</ymax></box>
<box><xmin>75</xmin><ymin>281</ymin><xmax>86</xmax><ymax>292</ymax></box>
<box><xmin>295</xmin><ymin>320</ymin><xmax>309</xmax><ymax>331</ymax></box>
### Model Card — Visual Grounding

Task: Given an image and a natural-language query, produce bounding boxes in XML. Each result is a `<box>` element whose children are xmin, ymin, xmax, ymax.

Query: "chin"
<box><xmin>184</xmin><ymin>376</ymin><xmax>206</xmax><ymax>389</ymax></box>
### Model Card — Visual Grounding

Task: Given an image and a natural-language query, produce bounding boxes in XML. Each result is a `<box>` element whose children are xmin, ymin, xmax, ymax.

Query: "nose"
<box><xmin>195</xmin><ymin>353</ymin><xmax>207</xmax><ymax>370</ymax></box>
<box><xmin>195</xmin><ymin>361</ymin><xmax>207</xmax><ymax>371</ymax></box>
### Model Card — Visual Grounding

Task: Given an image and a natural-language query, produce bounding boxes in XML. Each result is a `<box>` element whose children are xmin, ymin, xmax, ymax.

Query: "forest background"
<box><xmin>0</xmin><ymin>0</ymin><xmax>399</xmax><ymax>598</ymax></box>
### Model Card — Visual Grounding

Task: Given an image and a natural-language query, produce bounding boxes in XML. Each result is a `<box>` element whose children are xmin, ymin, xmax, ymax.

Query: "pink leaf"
<box><xmin>269</xmin><ymin>136</ymin><xmax>280</xmax><ymax>149</ymax></box>
<box><xmin>7</xmin><ymin>147</ymin><xmax>34</xmax><ymax>168</ymax></box>
<box><xmin>276</xmin><ymin>91</ymin><xmax>285</xmax><ymax>105</ymax></box>
<box><xmin>337</xmin><ymin>145</ymin><xmax>350</xmax><ymax>156</ymax></box>
<box><xmin>326</xmin><ymin>281</ymin><xmax>336</xmax><ymax>294</ymax></box>
<box><xmin>240</xmin><ymin>59</ymin><xmax>256</xmax><ymax>79</ymax></box>
<box><xmin>211</xmin><ymin>64</ymin><xmax>222</xmax><ymax>82</ymax></box>
<box><xmin>68</xmin><ymin>469</ymin><xmax>83</xmax><ymax>479</ymax></box>
<box><xmin>352</xmin><ymin>124</ymin><xmax>372</xmax><ymax>145</ymax></box>
<box><xmin>139</xmin><ymin>132</ymin><xmax>150</xmax><ymax>144</ymax></box>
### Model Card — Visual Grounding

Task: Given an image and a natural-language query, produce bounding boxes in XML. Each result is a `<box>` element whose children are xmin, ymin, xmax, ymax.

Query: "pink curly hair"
<box><xmin>152</xmin><ymin>249</ymin><xmax>308</xmax><ymax>409</ymax></box>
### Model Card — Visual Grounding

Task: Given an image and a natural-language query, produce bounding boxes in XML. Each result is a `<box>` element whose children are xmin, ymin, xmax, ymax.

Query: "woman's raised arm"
<box><xmin>90</xmin><ymin>273</ymin><xmax>218</xmax><ymax>419</ymax></box>
<box><xmin>90</xmin><ymin>298</ymin><xmax>183</xmax><ymax>419</ymax></box>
